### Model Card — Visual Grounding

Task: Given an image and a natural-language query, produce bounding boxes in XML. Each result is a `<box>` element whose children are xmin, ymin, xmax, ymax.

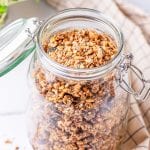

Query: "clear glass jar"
<box><xmin>0</xmin><ymin>8</ymin><xmax>149</xmax><ymax>150</ymax></box>
<box><xmin>27</xmin><ymin>9</ymin><xmax>129</xmax><ymax>150</ymax></box>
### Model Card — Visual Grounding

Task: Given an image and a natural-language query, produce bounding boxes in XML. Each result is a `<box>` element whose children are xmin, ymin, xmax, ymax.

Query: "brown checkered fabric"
<box><xmin>46</xmin><ymin>0</ymin><xmax>150</xmax><ymax>149</ymax></box>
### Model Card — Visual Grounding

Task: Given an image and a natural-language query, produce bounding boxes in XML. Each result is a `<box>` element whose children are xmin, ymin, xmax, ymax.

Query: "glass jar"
<box><xmin>0</xmin><ymin>8</ymin><xmax>149</xmax><ymax>150</ymax></box>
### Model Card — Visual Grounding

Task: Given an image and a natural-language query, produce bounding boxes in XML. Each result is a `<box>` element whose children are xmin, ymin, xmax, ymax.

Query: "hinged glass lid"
<box><xmin>0</xmin><ymin>17</ymin><xmax>40</xmax><ymax>77</ymax></box>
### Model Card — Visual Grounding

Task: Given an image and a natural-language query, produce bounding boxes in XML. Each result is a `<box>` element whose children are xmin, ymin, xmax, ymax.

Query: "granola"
<box><xmin>29</xmin><ymin>29</ymin><xmax>128</xmax><ymax>150</ymax></box>
<box><xmin>43</xmin><ymin>29</ymin><xmax>117</xmax><ymax>69</ymax></box>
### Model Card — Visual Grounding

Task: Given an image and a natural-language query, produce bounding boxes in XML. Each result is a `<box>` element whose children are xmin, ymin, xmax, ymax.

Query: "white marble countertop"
<box><xmin>0</xmin><ymin>0</ymin><xmax>149</xmax><ymax>149</ymax></box>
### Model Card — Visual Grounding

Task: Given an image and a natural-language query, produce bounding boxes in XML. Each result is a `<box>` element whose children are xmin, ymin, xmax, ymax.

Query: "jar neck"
<box><xmin>36</xmin><ymin>8</ymin><xmax>124</xmax><ymax>80</ymax></box>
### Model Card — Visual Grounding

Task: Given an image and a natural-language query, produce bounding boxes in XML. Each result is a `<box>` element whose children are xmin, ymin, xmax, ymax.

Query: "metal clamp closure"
<box><xmin>116</xmin><ymin>53</ymin><xmax>150</xmax><ymax>100</ymax></box>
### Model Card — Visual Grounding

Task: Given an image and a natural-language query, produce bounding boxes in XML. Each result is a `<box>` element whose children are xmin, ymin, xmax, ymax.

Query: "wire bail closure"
<box><xmin>116</xmin><ymin>53</ymin><xmax>150</xmax><ymax>101</ymax></box>
<box><xmin>25</xmin><ymin>19</ymin><xmax>43</xmax><ymax>42</ymax></box>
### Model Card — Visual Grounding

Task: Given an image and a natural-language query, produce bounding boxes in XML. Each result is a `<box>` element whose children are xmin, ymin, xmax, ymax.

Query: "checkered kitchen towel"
<box><xmin>46</xmin><ymin>0</ymin><xmax>150</xmax><ymax>149</ymax></box>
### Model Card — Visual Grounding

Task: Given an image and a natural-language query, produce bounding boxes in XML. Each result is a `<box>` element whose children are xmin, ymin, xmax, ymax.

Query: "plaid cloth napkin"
<box><xmin>46</xmin><ymin>0</ymin><xmax>150</xmax><ymax>149</ymax></box>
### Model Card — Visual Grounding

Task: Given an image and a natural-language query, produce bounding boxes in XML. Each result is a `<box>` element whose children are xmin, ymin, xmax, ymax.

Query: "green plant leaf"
<box><xmin>0</xmin><ymin>5</ymin><xmax>8</xmax><ymax>14</ymax></box>
<box><xmin>0</xmin><ymin>0</ymin><xmax>25</xmax><ymax>27</ymax></box>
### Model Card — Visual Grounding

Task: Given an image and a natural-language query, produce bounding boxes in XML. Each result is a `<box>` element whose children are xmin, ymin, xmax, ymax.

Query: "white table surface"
<box><xmin>0</xmin><ymin>1</ymin><xmax>55</xmax><ymax>149</ymax></box>
<box><xmin>0</xmin><ymin>0</ymin><xmax>149</xmax><ymax>149</ymax></box>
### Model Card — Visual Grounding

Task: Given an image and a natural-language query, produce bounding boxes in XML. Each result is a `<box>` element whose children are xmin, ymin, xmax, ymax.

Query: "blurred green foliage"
<box><xmin>0</xmin><ymin>0</ymin><xmax>25</xmax><ymax>27</ymax></box>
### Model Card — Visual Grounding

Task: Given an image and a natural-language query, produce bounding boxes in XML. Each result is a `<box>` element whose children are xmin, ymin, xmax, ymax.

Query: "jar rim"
<box><xmin>37</xmin><ymin>8</ymin><xmax>124</xmax><ymax>79</ymax></box>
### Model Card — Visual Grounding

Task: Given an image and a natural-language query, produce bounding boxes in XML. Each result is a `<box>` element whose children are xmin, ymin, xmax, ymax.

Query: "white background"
<box><xmin>0</xmin><ymin>0</ymin><xmax>149</xmax><ymax>149</ymax></box>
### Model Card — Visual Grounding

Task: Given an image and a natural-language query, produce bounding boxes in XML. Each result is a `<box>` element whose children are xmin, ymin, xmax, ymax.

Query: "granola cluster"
<box><xmin>43</xmin><ymin>29</ymin><xmax>117</xmax><ymax>69</ymax></box>
<box><xmin>35</xmin><ymin>69</ymin><xmax>115</xmax><ymax>110</ymax></box>
<box><xmin>30</xmin><ymin>29</ymin><xmax>128</xmax><ymax>150</ymax></box>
